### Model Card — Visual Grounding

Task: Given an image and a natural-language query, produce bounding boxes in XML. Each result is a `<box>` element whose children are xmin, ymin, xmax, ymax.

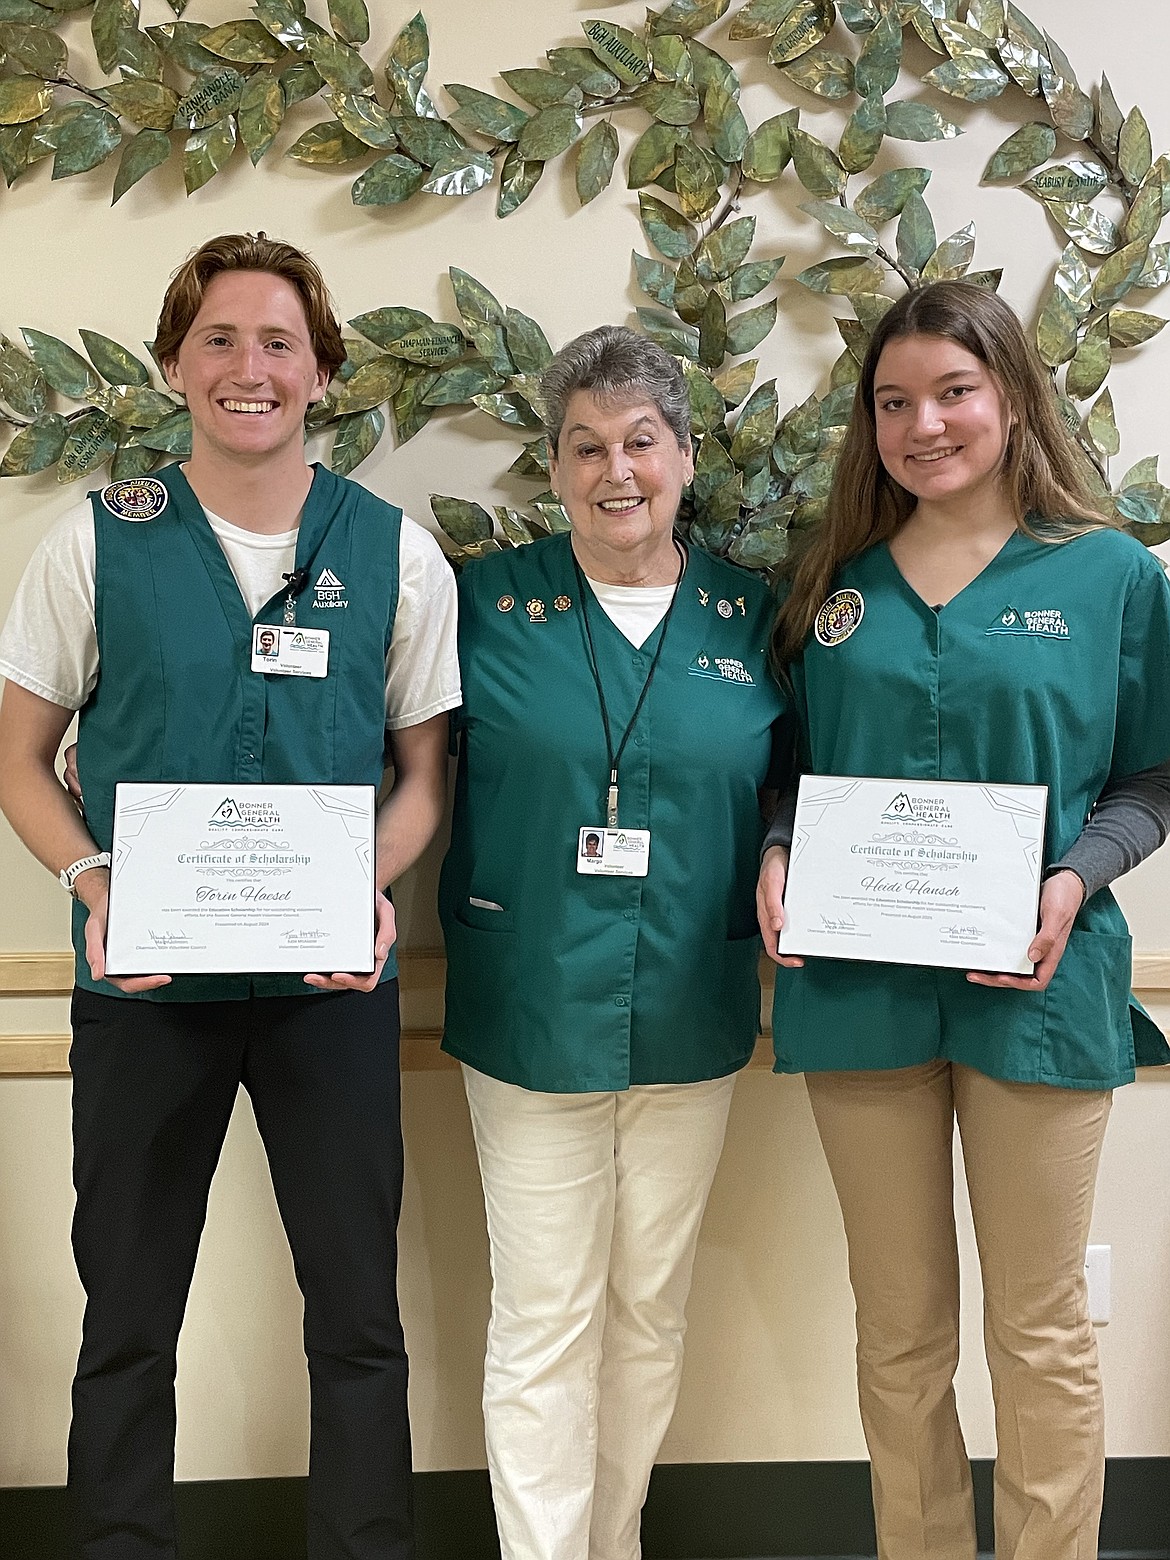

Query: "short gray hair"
<box><xmin>540</xmin><ymin>325</ymin><xmax>692</xmax><ymax>452</ymax></box>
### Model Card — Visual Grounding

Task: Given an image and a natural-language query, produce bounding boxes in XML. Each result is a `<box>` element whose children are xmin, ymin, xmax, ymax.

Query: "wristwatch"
<box><xmin>58</xmin><ymin>852</ymin><xmax>111</xmax><ymax>896</ymax></box>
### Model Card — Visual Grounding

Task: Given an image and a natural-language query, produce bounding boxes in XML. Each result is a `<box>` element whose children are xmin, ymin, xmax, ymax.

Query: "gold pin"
<box><xmin>497</xmin><ymin>595</ymin><xmax>515</xmax><ymax>613</ymax></box>
<box><xmin>526</xmin><ymin>597</ymin><xmax>547</xmax><ymax>623</ymax></box>
<box><xmin>553</xmin><ymin>594</ymin><xmax>572</xmax><ymax>611</ymax></box>
<box><xmin>736</xmin><ymin>595</ymin><xmax>746</xmax><ymax>616</ymax></box>
<box><xmin>697</xmin><ymin>587</ymin><xmax>710</xmax><ymax>606</ymax></box>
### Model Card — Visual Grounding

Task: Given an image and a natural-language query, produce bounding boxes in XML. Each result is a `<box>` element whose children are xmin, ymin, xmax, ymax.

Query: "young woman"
<box><xmin>758</xmin><ymin>280</ymin><xmax>1170</xmax><ymax>1560</ymax></box>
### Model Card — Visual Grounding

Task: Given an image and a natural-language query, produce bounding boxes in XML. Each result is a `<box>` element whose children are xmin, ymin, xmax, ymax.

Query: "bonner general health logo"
<box><xmin>986</xmin><ymin>603</ymin><xmax>1070</xmax><ymax>638</ymax></box>
<box><xmin>881</xmin><ymin>791</ymin><xmax>951</xmax><ymax>825</ymax></box>
<box><xmin>210</xmin><ymin>796</ymin><xmax>282</xmax><ymax>829</ymax></box>
<box><xmin>312</xmin><ymin>568</ymin><xmax>348</xmax><ymax>609</ymax></box>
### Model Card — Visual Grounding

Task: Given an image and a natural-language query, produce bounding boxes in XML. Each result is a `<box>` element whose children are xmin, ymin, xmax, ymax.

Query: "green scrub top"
<box><xmin>772</xmin><ymin>525</ymin><xmax>1170</xmax><ymax>1090</ymax></box>
<box><xmin>441</xmin><ymin>532</ymin><xmax>790</xmax><ymax>1092</ymax></box>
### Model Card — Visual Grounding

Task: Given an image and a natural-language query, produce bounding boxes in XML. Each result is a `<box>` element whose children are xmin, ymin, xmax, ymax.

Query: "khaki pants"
<box><xmin>806</xmin><ymin>1060</ymin><xmax>1111</xmax><ymax>1560</ymax></box>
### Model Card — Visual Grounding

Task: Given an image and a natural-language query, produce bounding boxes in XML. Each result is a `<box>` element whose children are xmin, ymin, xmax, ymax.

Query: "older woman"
<box><xmin>440</xmin><ymin>326</ymin><xmax>789</xmax><ymax>1560</ymax></box>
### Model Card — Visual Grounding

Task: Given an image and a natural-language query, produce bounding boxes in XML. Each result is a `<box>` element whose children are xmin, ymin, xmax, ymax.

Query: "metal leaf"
<box><xmin>897</xmin><ymin>189</ymin><xmax>935</xmax><ymax>274</ymax></box>
<box><xmin>1119</xmin><ymin>105</ymin><xmax>1153</xmax><ymax>189</ymax></box>
<box><xmin>307</xmin><ymin>31</ymin><xmax>373</xmax><ymax>97</ymax></box>
<box><xmin>712</xmin><ymin>358</ymin><xmax>758</xmax><ymax>409</ymax></box>
<box><xmin>1064</xmin><ymin>316</ymin><xmax>1110</xmax><ymax>400</ymax></box>
<box><xmin>741</xmin><ymin>109</ymin><xmax>796</xmax><ymax>182</ymax></box>
<box><xmin>836</xmin><ymin>0</ymin><xmax>880</xmax><ymax>29</ymax></box>
<box><xmin>136</xmin><ymin>408</ymin><xmax>191</xmax><ymax>454</ymax></box>
<box><xmin>727</xmin><ymin>258</ymin><xmax>784</xmax><ymax>302</ymax></box>
<box><xmin>924</xmin><ymin>55</ymin><xmax>1008</xmax><ymax>102</ymax></box>
<box><xmin>1086</xmin><ymin>388</ymin><xmax>1119</xmax><ymax>458</ymax></box>
<box><xmin>472</xmin><ymin>391</ymin><xmax>542</xmax><ymax>428</ymax></box>
<box><xmin>781</xmin><ymin>46</ymin><xmax>854</xmax><ymax>100</ymax></box>
<box><xmin>854</xmin><ymin>9</ymin><xmax>901</xmax><ymax>97</ymax></box>
<box><xmin>726</xmin><ymin>298</ymin><xmax>778</xmax><ymax>355</ymax></box>
<box><xmin>545</xmin><ymin>47</ymin><xmax>620</xmax><ymax>99</ymax></box>
<box><xmin>0</xmin><ymin>0</ymin><xmax>65</xmax><ymax>19</ymax></box>
<box><xmin>1113</xmin><ymin>482</ymin><xmax>1169</xmax><ymax>533</ymax></box>
<box><xmin>0</xmin><ymin>335</ymin><xmax>46</xmax><ymax>418</ymax></box>
<box><xmin>634</xmin><ymin>252</ymin><xmax>675</xmax><ymax>308</ymax></box>
<box><xmin>731</xmin><ymin>379</ymin><xmax>778</xmax><ymax>464</ymax></box>
<box><xmin>922</xmin><ymin>222</ymin><xmax>976</xmax><ymax>282</ymax></box>
<box><xmin>329</xmin><ymin>0</ymin><xmax>369</xmax><ymax>48</ymax></box>
<box><xmin>1120</xmin><ymin>455</ymin><xmax>1159</xmax><ymax>489</ymax></box>
<box><xmin>0</xmin><ymin>413</ymin><xmax>68</xmax><ymax>477</ymax></box>
<box><xmin>504</xmin><ymin>309</ymin><xmax>553</xmax><ymax>377</ymax></box>
<box><xmin>796</xmin><ymin>256</ymin><xmax>887</xmax><ymax>295</ymax></box>
<box><xmin>201</xmin><ymin>19</ymin><xmax>285</xmax><ymax>65</ymax></box>
<box><xmin>422</xmin><ymin>149</ymin><xmax>494</xmax><ymax>196</ymax></box>
<box><xmin>576</xmin><ymin>117</ymin><xmax>618</xmax><ymax>204</ymax></box>
<box><xmin>392</xmin><ymin>368</ymin><xmax>438</xmax><ymax>442</ymax></box>
<box><xmin>183</xmin><ymin>116</ymin><xmax>235</xmax><ymax>193</ymax></box>
<box><xmin>51</xmin><ymin>105</ymin><xmax>121</xmax><ymax>180</ymax></box>
<box><xmin>507</xmin><ymin>438</ymin><xmax>549</xmax><ymax>479</ymax></box>
<box><xmin>628</xmin><ymin>122</ymin><xmax>684</xmax><ymax>188</ymax></box>
<box><xmin>252</xmin><ymin>0</ymin><xmax>311</xmax><ymax>49</ymax></box>
<box><xmin>111</xmin><ymin>125</ymin><xmax>169</xmax><ymax>201</ymax></box>
<box><xmin>431</xmin><ymin>494</ymin><xmax>493</xmax><ymax>546</ymax></box>
<box><xmin>635</xmin><ymin>307</ymin><xmax>699</xmax><ymax>361</ymax></box>
<box><xmin>855</xmin><ymin>166</ymin><xmax>931</xmax><ymax>224</ymax></box>
<box><xmin>232</xmin><ymin>70</ymin><xmax>284</xmax><ymax>164</ymax></box>
<box><xmin>175</xmin><ymin>69</ymin><xmax>243</xmax><ymax>130</ymax></box>
<box><xmin>648</xmin><ymin>34</ymin><xmax>693</xmax><ymax>83</ymax></box>
<box><xmin>147</xmin><ymin>20</ymin><xmax>216</xmax><ymax>76</ymax></box>
<box><xmin>727</xmin><ymin>0</ymin><xmax>795</xmax><ymax>40</ymax></box>
<box><xmin>0</xmin><ymin>75</ymin><xmax>52</xmax><ymax>125</ymax></box>
<box><xmin>446</xmin><ymin>83</ymin><xmax>528</xmax><ymax>142</ymax></box>
<box><xmin>516</xmin><ymin>102</ymin><xmax>583</xmax><ymax>163</ymax></box>
<box><xmin>801</xmin><ymin>199</ymin><xmax>880</xmax><ymax>256</ymax></box>
<box><xmin>391</xmin><ymin>115</ymin><xmax>466</xmax><ymax>168</ymax></box>
<box><xmin>695</xmin><ymin>216</ymin><xmax>756</xmax><ymax>283</ymax></box>
<box><xmin>56</xmin><ymin>411</ymin><xmax>116</xmax><ymax>483</ymax></box>
<box><xmin>377</xmin><ymin>323</ymin><xmax>466</xmax><ymax>365</ymax></box>
<box><xmin>699</xmin><ymin>289</ymin><xmax>727</xmax><ymax>368</ymax></box>
<box><xmin>0</xmin><ymin>122</ymin><xmax>36</xmax><ymax>186</ymax></box>
<box><xmin>497</xmin><ymin>144</ymin><xmax>543</xmax><ymax>216</ymax></box>
<box><xmin>116</xmin><ymin>28</ymin><xmax>165</xmax><ymax>83</ymax></box>
<box><xmin>279</xmin><ymin>60</ymin><xmax>323</xmax><ymax>107</ymax></box>
<box><xmin>639</xmin><ymin>80</ymin><xmax>700</xmax><ymax>126</ymax></box>
<box><xmin>89</xmin><ymin>0</ymin><xmax>135</xmax><ymax>74</ymax></box>
<box><xmin>385</xmin><ymin>10</ymin><xmax>434</xmax><ymax>116</ymax></box>
<box><xmin>692</xmin><ymin>431</ymin><xmax>736</xmax><ymax>505</ymax></box>
<box><xmin>100</xmin><ymin>79</ymin><xmax>178</xmax><ymax>131</ymax></box>
<box><xmin>107</xmin><ymin>385</ymin><xmax>177</xmax><ymax>426</ymax></box>
<box><xmin>1089</xmin><ymin>240</ymin><xmax>1150</xmax><ymax>316</ymax></box>
<box><xmin>499</xmin><ymin>68</ymin><xmax>581</xmax><ymax>111</ymax></box>
<box><xmin>1122</xmin><ymin>168</ymin><xmax>1165</xmax><ymax>250</ymax></box>
<box><xmin>1138</xmin><ymin>243</ymin><xmax>1170</xmax><ymax>290</ymax></box>
<box><xmin>1034</xmin><ymin>284</ymin><xmax>1079</xmax><ymax>367</ymax></box>
<box><xmin>286</xmin><ymin>119</ymin><xmax>367</xmax><ymax>165</ymax></box>
<box><xmin>999</xmin><ymin>1</ymin><xmax>1044</xmax><ymax>96</ymax></box>
<box><xmin>423</xmin><ymin>363</ymin><xmax>506</xmax><ymax>406</ymax></box>
<box><xmin>0</xmin><ymin>19</ymin><xmax>67</xmax><ymax>77</ymax></box>
<box><xmin>1046</xmin><ymin>202</ymin><xmax>1120</xmax><ymax>257</ymax></box>
<box><xmin>934</xmin><ymin>18</ymin><xmax>995</xmax><ymax>59</ymax></box>
<box><xmin>21</xmin><ymin>328</ymin><xmax>96</xmax><ymax>399</ymax></box>
<box><xmin>332</xmin><ymin>357</ymin><xmax>405</xmax><ymax>414</ymax></box>
<box><xmin>328</xmin><ymin>407</ymin><xmax>383</xmax><ymax>476</ymax></box>
<box><xmin>1053</xmin><ymin>243</ymin><xmax>1092</xmax><ymax>318</ymax></box>
<box><xmin>1093</xmin><ymin>74</ymin><xmax>1123</xmax><ymax>162</ymax></box>
<box><xmin>967</xmin><ymin>0</ymin><xmax>1005</xmax><ymax>40</ymax></box>
<box><xmin>638</xmin><ymin>192</ymin><xmax>697</xmax><ymax>260</ymax></box>
<box><xmin>449</xmin><ymin>269</ymin><xmax>513</xmax><ymax>375</ymax></box>
<box><xmin>1023</xmin><ymin>159</ymin><xmax>1107</xmax><ymax>205</ymax></box>
<box><xmin>109</xmin><ymin>436</ymin><xmax>158</xmax><ymax>481</ymax></box>
<box><xmin>682</xmin><ymin>359</ymin><xmax>725</xmax><ymax>434</ymax></box>
<box><xmin>729</xmin><ymin>518</ymin><xmax>791</xmax><ymax>569</ymax></box>
<box><xmin>687</xmin><ymin>39</ymin><xmax>739</xmax><ymax>97</ymax></box>
<box><xmin>768</xmin><ymin>0</ymin><xmax>834</xmax><ymax>65</ymax></box>
<box><xmin>982</xmin><ymin>121</ymin><xmax>1055</xmax><ymax>183</ymax></box>
<box><xmin>581</xmin><ymin>19</ymin><xmax>650</xmax><ymax>86</ymax></box>
<box><xmin>673</xmin><ymin>141</ymin><xmax>719</xmax><ymax>220</ymax></box>
<box><xmin>493</xmin><ymin>506</ymin><xmax>535</xmax><ymax>546</ymax></box>
<box><xmin>649</xmin><ymin>0</ymin><xmax>730</xmax><ymax>38</ymax></box>
<box><xmin>79</xmin><ymin>330</ymin><xmax>151</xmax><ymax>387</ymax></box>
<box><xmin>884</xmin><ymin>100</ymin><xmax>963</xmax><ymax>142</ymax></box>
<box><xmin>1040</xmin><ymin>32</ymin><xmax>1093</xmax><ymax>140</ymax></box>
<box><xmin>838</xmin><ymin>91</ymin><xmax>886</xmax><ymax>174</ymax></box>
<box><xmin>328</xmin><ymin>90</ymin><xmax>396</xmax><ymax>149</ymax></box>
<box><xmin>701</xmin><ymin>81</ymin><xmax>746</xmax><ymax>163</ymax></box>
<box><xmin>790</xmin><ymin>127</ymin><xmax>845</xmax><ymax>196</ymax></box>
<box><xmin>1108</xmin><ymin>309</ymin><xmax>1166</xmax><ymax>349</ymax></box>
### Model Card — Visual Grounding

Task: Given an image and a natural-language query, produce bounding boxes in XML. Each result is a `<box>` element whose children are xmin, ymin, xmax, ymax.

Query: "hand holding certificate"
<box><xmin>776</xmin><ymin>776</ymin><xmax>1047</xmax><ymax>975</ymax></box>
<box><xmin>105</xmin><ymin>783</ymin><xmax>376</xmax><ymax>977</ymax></box>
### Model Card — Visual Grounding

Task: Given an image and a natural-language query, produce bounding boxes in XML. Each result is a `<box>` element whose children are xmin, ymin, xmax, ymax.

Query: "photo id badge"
<box><xmin>576</xmin><ymin>825</ymin><xmax>651</xmax><ymax>877</ymax></box>
<box><xmin>251</xmin><ymin>624</ymin><xmax>330</xmax><ymax>678</ymax></box>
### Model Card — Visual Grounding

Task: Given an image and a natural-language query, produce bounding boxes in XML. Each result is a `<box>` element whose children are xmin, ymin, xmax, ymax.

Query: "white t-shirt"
<box><xmin>584</xmin><ymin>576</ymin><xmax>676</xmax><ymax>648</ymax></box>
<box><xmin>0</xmin><ymin>498</ymin><xmax>460</xmax><ymax>731</ymax></box>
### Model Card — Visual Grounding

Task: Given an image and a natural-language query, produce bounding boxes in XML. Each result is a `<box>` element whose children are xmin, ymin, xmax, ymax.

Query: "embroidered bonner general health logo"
<box><xmin>986</xmin><ymin>604</ymin><xmax>1070</xmax><ymax>638</ymax></box>
<box><xmin>814</xmin><ymin>588</ymin><xmax>864</xmax><ymax>646</ymax></box>
<box><xmin>100</xmin><ymin>477</ymin><xmax>168</xmax><ymax>521</ymax></box>
<box><xmin>312</xmin><ymin>567</ymin><xmax>348</xmax><ymax>610</ymax></box>
<box><xmin>687</xmin><ymin>651</ymin><xmax>755</xmax><ymax>685</ymax></box>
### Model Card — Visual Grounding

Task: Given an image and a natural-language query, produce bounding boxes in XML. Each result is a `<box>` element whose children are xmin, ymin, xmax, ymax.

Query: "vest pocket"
<box><xmin>1040</xmin><ymin>927</ymin><xmax>1134</xmax><ymax>1084</ymax></box>
<box><xmin>455</xmin><ymin>898</ymin><xmax>515</xmax><ymax>932</ymax></box>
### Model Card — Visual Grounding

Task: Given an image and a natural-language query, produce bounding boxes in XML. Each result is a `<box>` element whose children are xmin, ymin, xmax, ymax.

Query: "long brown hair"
<box><xmin>773</xmin><ymin>280</ymin><xmax>1115</xmax><ymax>665</ymax></box>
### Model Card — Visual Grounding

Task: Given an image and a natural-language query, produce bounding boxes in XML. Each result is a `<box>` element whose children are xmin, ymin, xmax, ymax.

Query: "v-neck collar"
<box><xmin>878</xmin><ymin>527</ymin><xmax>1023</xmax><ymax>617</ymax></box>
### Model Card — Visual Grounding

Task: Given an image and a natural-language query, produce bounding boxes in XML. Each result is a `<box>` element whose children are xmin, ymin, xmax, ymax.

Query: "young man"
<box><xmin>0</xmin><ymin>234</ymin><xmax>459</xmax><ymax>1560</ymax></box>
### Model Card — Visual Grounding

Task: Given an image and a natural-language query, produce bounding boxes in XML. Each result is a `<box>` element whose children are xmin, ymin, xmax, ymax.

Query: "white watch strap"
<box><xmin>59</xmin><ymin>852</ymin><xmax>111</xmax><ymax>895</ymax></box>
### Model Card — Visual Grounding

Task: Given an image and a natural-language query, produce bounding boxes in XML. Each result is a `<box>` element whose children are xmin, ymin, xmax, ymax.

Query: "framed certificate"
<box><xmin>105</xmin><ymin>783</ymin><xmax>376</xmax><ymax>976</ymax></box>
<box><xmin>777</xmin><ymin>775</ymin><xmax>1048</xmax><ymax>974</ymax></box>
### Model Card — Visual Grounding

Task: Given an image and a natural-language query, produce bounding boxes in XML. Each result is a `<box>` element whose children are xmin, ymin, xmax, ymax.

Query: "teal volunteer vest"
<box><xmin>74</xmin><ymin>463</ymin><xmax>401</xmax><ymax>1001</ymax></box>
<box><xmin>440</xmin><ymin>532</ymin><xmax>790</xmax><ymax>1092</ymax></box>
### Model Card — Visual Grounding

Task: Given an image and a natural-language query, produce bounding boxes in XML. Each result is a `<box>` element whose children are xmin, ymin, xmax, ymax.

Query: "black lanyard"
<box><xmin>572</xmin><ymin>537</ymin><xmax>686</xmax><ymax>828</ymax></box>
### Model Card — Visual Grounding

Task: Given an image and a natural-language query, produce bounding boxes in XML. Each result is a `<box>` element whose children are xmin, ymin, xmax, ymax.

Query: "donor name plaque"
<box><xmin>777</xmin><ymin>776</ymin><xmax>1048</xmax><ymax>975</ymax></box>
<box><xmin>105</xmin><ymin>783</ymin><xmax>375</xmax><ymax>976</ymax></box>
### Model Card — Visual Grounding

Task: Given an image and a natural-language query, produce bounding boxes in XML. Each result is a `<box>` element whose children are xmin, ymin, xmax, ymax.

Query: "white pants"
<box><xmin>462</xmin><ymin>1065</ymin><xmax>738</xmax><ymax>1560</ymax></box>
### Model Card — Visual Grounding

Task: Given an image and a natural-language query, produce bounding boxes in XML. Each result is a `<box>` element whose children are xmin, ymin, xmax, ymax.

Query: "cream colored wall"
<box><xmin>2</xmin><ymin>0</ymin><xmax>1169</xmax><ymax>1485</ymax></box>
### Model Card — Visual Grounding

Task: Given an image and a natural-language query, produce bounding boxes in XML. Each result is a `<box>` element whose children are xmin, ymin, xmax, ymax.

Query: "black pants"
<box><xmin>67</xmin><ymin>982</ymin><xmax>413</xmax><ymax>1560</ymax></box>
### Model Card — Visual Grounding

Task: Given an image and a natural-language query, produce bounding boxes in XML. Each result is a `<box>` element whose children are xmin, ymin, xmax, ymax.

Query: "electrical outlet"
<box><xmin>1085</xmin><ymin>1244</ymin><xmax>1111</xmax><ymax>1325</ymax></box>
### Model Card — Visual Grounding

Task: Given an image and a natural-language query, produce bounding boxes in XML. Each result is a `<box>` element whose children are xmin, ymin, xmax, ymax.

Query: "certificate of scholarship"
<box><xmin>777</xmin><ymin>776</ymin><xmax>1047</xmax><ymax>975</ymax></box>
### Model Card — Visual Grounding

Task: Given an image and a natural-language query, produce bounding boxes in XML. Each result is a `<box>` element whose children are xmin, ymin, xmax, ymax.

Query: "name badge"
<box><xmin>576</xmin><ymin>825</ymin><xmax>651</xmax><ymax>877</ymax></box>
<box><xmin>251</xmin><ymin>624</ymin><xmax>330</xmax><ymax>678</ymax></box>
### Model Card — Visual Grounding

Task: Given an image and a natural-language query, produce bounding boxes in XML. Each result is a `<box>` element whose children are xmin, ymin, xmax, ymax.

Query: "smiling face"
<box><xmin>162</xmin><ymin>269</ymin><xmax>329</xmax><ymax>471</ymax></box>
<box><xmin>872</xmin><ymin>332</ymin><xmax>1015</xmax><ymax>513</ymax></box>
<box><xmin>549</xmin><ymin>390</ymin><xmax>694</xmax><ymax>583</ymax></box>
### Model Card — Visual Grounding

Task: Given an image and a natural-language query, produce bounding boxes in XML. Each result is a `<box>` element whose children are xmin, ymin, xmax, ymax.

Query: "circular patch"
<box><xmin>497</xmin><ymin>594</ymin><xmax>515</xmax><ymax>613</ymax></box>
<box><xmin>100</xmin><ymin>476</ymin><xmax>168</xmax><ymax>522</ymax></box>
<box><xmin>814</xmin><ymin>588</ymin><xmax>865</xmax><ymax>647</ymax></box>
<box><xmin>553</xmin><ymin>594</ymin><xmax>572</xmax><ymax>612</ymax></box>
<box><xmin>717</xmin><ymin>598</ymin><xmax>733</xmax><ymax>618</ymax></box>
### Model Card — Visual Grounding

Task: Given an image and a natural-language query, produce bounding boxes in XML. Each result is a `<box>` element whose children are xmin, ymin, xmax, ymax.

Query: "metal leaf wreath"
<box><xmin>2</xmin><ymin>0</ymin><xmax>1169</xmax><ymax>567</ymax></box>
